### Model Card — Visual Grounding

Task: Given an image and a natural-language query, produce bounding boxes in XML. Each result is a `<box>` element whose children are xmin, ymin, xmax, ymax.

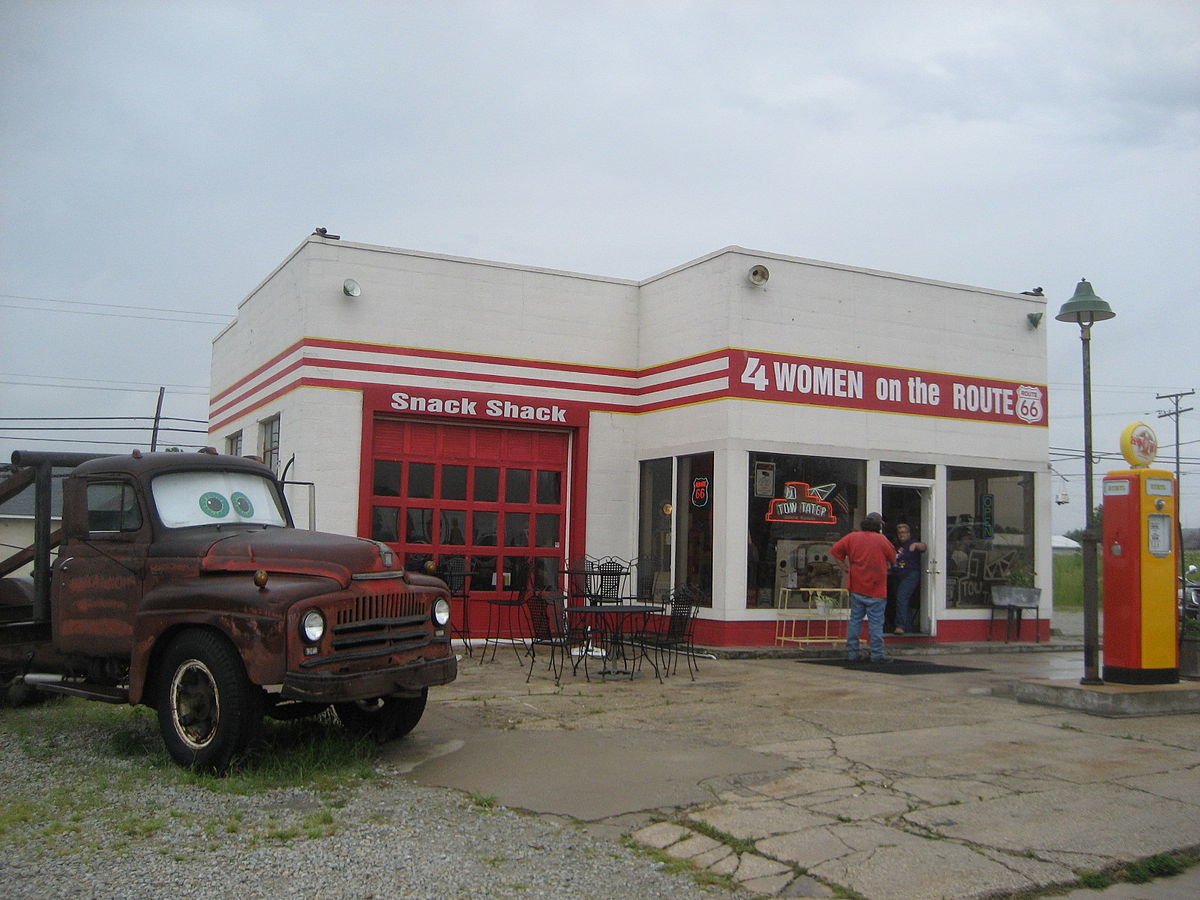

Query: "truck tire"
<box><xmin>334</xmin><ymin>689</ymin><xmax>427</xmax><ymax>742</ymax></box>
<box><xmin>155</xmin><ymin>629</ymin><xmax>263</xmax><ymax>772</ymax></box>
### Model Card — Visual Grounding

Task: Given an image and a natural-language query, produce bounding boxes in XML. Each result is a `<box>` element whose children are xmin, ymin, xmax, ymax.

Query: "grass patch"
<box><xmin>1125</xmin><ymin>852</ymin><xmax>1188</xmax><ymax>883</ymax></box>
<box><xmin>1055</xmin><ymin>548</ymin><xmax>1198</xmax><ymax>613</ymax></box>
<box><xmin>680</xmin><ymin>817</ymin><xmax>758</xmax><ymax>856</ymax></box>
<box><xmin>468</xmin><ymin>790</ymin><xmax>499</xmax><ymax>809</ymax></box>
<box><xmin>182</xmin><ymin>717</ymin><xmax>380</xmax><ymax>794</ymax></box>
<box><xmin>0</xmin><ymin>697</ymin><xmax>383</xmax><ymax>859</ymax></box>
<box><xmin>627</xmin><ymin>840</ymin><xmax>739</xmax><ymax>891</ymax></box>
<box><xmin>1052</xmin><ymin>552</ymin><xmax>1091</xmax><ymax>612</ymax></box>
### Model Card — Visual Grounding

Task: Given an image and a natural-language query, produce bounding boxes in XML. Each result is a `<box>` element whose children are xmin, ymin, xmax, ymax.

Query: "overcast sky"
<box><xmin>2</xmin><ymin>0</ymin><xmax>1197</xmax><ymax>531</ymax></box>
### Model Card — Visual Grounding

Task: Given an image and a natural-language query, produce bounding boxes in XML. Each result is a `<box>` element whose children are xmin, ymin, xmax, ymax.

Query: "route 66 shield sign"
<box><xmin>1016</xmin><ymin>385</ymin><xmax>1044</xmax><ymax>424</ymax></box>
<box><xmin>691</xmin><ymin>476</ymin><xmax>711</xmax><ymax>508</ymax></box>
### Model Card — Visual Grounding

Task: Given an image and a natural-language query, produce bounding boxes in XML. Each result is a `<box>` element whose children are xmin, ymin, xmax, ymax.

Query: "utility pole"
<box><xmin>1157</xmin><ymin>389</ymin><xmax>1194</xmax><ymax>592</ymax></box>
<box><xmin>150</xmin><ymin>386</ymin><xmax>166</xmax><ymax>452</ymax></box>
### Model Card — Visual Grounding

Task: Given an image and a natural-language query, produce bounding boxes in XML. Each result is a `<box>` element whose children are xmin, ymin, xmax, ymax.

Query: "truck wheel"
<box><xmin>155</xmin><ymin>629</ymin><xmax>263</xmax><ymax>772</ymax></box>
<box><xmin>334</xmin><ymin>689</ymin><xmax>427</xmax><ymax>742</ymax></box>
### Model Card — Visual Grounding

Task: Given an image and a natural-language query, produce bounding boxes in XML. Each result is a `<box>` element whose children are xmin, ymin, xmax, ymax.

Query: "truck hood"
<box><xmin>195</xmin><ymin>527</ymin><xmax>390</xmax><ymax>587</ymax></box>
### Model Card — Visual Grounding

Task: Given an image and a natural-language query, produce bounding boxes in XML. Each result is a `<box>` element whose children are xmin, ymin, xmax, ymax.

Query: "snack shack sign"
<box><xmin>730</xmin><ymin>350</ymin><xmax>1047</xmax><ymax>426</ymax></box>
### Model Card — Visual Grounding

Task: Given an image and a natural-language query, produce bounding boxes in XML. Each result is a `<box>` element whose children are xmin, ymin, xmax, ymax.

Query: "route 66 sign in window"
<box><xmin>691</xmin><ymin>476</ymin><xmax>711</xmax><ymax>508</ymax></box>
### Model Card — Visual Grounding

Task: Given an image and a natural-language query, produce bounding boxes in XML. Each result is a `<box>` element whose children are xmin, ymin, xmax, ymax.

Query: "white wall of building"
<box><xmin>211</xmin><ymin>238</ymin><xmax>1051</xmax><ymax>635</ymax></box>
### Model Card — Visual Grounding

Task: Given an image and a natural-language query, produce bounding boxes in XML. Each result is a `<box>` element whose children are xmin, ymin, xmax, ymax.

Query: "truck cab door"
<box><xmin>53</xmin><ymin>478</ymin><xmax>149</xmax><ymax>657</ymax></box>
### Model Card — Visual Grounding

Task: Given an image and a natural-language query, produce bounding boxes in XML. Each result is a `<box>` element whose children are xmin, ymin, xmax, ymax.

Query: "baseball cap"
<box><xmin>866</xmin><ymin>512</ymin><xmax>884</xmax><ymax>522</ymax></box>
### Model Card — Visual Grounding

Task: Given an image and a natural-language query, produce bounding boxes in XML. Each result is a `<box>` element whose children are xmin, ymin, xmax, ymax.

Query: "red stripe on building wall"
<box><xmin>211</xmin><ymin>341</ymin><xmax>1045</xmax><ymax>433</ymax></box>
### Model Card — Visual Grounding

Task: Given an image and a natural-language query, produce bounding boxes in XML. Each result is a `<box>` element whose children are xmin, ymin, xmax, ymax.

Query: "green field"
<box><xmin>1053</xmin><ymin>550</ymin><xmax>1199</xmax><ymax>612</ymax></box>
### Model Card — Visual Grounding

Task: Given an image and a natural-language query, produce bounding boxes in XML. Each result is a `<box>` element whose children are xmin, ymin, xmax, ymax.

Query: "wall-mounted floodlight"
<box><xmin>342</xmin><ymin>278</ymin><xmax>361</xmax><ymax>298</ymax></box>
<box><xmin>1027</xmin><ymin>312</ymin><xmax>1044</xmax><ymax>328</ymax></box>
<box><xmin>748</xmin><ymin>265</ymin><xmax>770</xmax><ymax>286</ymax></box>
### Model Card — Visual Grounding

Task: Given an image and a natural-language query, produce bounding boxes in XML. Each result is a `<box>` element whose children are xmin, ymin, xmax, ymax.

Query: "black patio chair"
<box><xmin>481</xmin><ymin>565</ymin><xmax>533</xmax><ymax>664</ymax></box>
<box><xmin>439</xmin><ymin>556</ymin><xmax>473</xmax><ymax>656</ymax></box>
<box><xmin>524</xmin><ymin>591</ymin><xmax>590</xmax><ymax>684</ymax></box>
<box><xmin>636</xmin><ymin>587</ymin><xmax>701</xmax><ymax>681</ymax></box>
<box><xmin>588</xmin><ymin>556</ymin><xmax>632</xmax><ymax>605</ymax></box>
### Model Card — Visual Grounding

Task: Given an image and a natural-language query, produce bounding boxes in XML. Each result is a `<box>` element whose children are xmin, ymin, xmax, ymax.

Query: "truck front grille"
<box><xmin>327</xmin><ymin>590</ymin><xmax>430</xmax><ymax>658</ymax></box>
<box><xmin>336</xmin><ymin>591</ymin><xmax>426</xmax><ymax>627</ymax></box>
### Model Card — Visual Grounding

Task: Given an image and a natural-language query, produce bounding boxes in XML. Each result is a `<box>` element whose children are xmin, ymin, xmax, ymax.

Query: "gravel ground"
<box><xmin>0</xmin><ymin>707</ymin><xmax>726</xmax><ymax>900</ymax></box>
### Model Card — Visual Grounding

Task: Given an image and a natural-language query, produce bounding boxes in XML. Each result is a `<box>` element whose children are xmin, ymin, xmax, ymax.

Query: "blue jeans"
<box><xmin>847</xmin><ymin>592</ymin><xmax>887</xmax><ymax>659</ymax></box>
<box><xmin>894</xmin><ymin>572</ymin><xmax>920</xmax><ymax>632</ymax></box>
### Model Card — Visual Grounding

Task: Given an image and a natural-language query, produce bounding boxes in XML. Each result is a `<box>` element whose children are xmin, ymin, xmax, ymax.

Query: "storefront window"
<box><xmin>746</xmin><ymin>453</ymin><xmax>865</xmax><ymax>609</ymax></box>
<box><xmin>635</xmin><ymin>454</ymin><xmax>713</xmax><ymax>607</ymax></box>
<box><xmin>676</xmin><ymin>453</ymin><xmax>714</xmax><ymax>606</ymax></box>
<box><xmin>946</xmin><ymin>467</ymin><xmax>1036</xmax><ymax>608</ymax></box>
<box><xmin>637</xmin><ymin>458</ymin><xmax>674</xmax><ymax>604</ymax></box>
<box><xmin>880</xmin><ymin>461</ymin><xmax>934</xmax><ymax>479</ymax></box>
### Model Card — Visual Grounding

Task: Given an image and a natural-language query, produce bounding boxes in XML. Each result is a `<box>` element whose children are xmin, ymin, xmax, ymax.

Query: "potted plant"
<box><xmin>1180</xmin><ymin>617</ymin><xmax>1200</xmax><ymax>680</ymax></box>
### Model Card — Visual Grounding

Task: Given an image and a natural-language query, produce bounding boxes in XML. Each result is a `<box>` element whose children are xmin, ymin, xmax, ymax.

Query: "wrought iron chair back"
<box><xmin>588</xmin><ymin>556</ymin><xmax>631</xmax><ymax>604</ymax></box>
<box><xmin>524</xmin><ymin>591</ymin><xmax>588</xmax><ymax>684</ymax></box>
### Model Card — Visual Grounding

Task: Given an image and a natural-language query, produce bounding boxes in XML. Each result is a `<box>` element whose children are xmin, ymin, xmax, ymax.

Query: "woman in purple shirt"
<box><xmin>892</xmin><ymin>523</ymin><xmax>926</xmax><ymax>634</ymax></box>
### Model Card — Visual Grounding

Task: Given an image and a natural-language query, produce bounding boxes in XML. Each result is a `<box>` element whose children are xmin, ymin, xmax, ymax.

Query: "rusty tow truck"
<box><xmin>0</xmin><ymin>449</ymin><xmax>457</xmax><ymax>770</ymax></box>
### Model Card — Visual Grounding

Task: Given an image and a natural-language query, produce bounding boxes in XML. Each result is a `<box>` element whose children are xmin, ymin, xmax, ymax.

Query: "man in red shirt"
<box><xmin>831</xmin><ymin>514</ymin><xmax>897</xmax><ymax>663</ymax></box>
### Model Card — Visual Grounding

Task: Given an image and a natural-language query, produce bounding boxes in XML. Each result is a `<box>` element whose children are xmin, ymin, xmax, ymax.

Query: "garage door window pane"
<box><xmin>536</xmin><ymin>513</ymin><xmax>560</xmax><ymax>548</ymax></box>
<box><xmin>372</xmin><ymin>507</ymin><xmax>399</xmax><ymax>542</ymax></box>
<box><xmin>505</xmin><ymin>512</ymin><xmax>530</xmax><ymax>547</ymax></box>
<box><xmin>506</xmin><ymin>469</ymin><xmax>530</xmax><ymax>503</ymax></box>
<box><xmin>474</xmin><ymin>467</ymin><xmax>499</xmax><ymax>502</ymax></box>
<box><xmin>374</xmin><ymin>461</ymin><xmax>401</xmax><ymax>497</ymax></box>
<box><xmin>442</xmin><ymin>465</ymin><xmax>468</xmax><ymax>500</ymax></box>
<box><xmin>406</xmin><ymin>508</ymin><xmax>433</xmax><ymax>543</ymax></box>
<box><xmin>473</xmin><ymin>510</ymin><xmax>498</xmax><ymax>545</ymax></box>
<box><xmin>409</xmin><ymin>463</ymin><xmax>435</xmax><ymax>499</ymax></box>
<box><xmin>441</xmin><ymin>510</ymin><xmax>466</xmax><ymax>545</ymax></box>
<box><xmin>537</xmin><ymin>471</ymin><xmax>561</xmax><ymax>505</ymax></box>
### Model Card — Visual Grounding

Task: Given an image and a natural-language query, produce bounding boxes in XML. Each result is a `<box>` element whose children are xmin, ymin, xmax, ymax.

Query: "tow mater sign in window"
<box><xmin>766</xmin><ymin>482</ymin><xmax>839</xmax><ymax>525</ymax></box>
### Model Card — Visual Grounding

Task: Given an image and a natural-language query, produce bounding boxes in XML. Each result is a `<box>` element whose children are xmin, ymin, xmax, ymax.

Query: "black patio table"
<box><xmin>565</xmin><ymin>603</ymin><xmax>663</xmax><ymax>679</ymax></box>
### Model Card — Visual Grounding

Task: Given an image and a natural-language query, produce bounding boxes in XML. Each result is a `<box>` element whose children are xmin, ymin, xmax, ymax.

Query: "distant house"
<box><xmin>1052</xmin><ymin>534</ymin><xmax>1082</xmax><ymax>555</ymax></box>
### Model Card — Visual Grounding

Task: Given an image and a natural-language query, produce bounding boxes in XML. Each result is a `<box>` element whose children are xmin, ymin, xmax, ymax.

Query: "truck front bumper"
<box><xmin>280</xmin><ymin>654</ymin><xmax>457</xmax><ymax>703</ymax></box>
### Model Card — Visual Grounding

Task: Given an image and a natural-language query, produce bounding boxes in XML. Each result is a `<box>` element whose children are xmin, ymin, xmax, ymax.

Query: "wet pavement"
<box><xmin>384</xmin><ymin>627</ymin><xmax>1200</xmax><ymax>899</ymax></box>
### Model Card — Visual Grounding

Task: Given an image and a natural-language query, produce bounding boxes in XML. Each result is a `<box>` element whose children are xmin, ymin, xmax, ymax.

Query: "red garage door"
<box><xmin>367</xmin><ymin>419</ymin><xmax>569</xmax><ymax>594</ymax></box>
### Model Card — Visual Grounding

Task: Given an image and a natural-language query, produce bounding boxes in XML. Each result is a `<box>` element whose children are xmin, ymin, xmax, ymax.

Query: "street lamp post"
<box><xmin>1056</xmin><ymin>279</ymin><xmax>1115</xmax><ymax>685</ymax></box>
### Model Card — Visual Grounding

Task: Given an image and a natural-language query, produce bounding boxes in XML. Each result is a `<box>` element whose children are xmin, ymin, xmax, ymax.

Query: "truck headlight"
<box><xmin>301</xmin><ymin>609</ymin><xmax>326</xmax><ymax>643</ymax></box>
<box><xmin>432</xmin><ymin>597</ymin><xmax>451</xmax><ymax>628</ymax></box>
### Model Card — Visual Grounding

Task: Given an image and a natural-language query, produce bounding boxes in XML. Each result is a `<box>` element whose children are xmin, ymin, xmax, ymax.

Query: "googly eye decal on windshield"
<box><xmin>230</xmin><ymin>492</ymin><xmax>254</xmax><ymax>517</ymax></box>
<box><xmin>199</xmin><ymin>492</ymin><xmax>230</xmax><ymax>518</ymax></box>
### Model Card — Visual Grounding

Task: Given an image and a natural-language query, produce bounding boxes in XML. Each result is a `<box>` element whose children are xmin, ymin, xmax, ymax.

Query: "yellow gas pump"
<box><xmin>1101</xmin><ymin>422</ymin><xmax>1179</xmax><ymax>684</ymax></box>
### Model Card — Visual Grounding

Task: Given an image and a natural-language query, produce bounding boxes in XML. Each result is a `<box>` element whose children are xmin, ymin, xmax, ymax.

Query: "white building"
<box><xmin>210</xmin><ymin>234</ymin><xmax>1050</xmax><ymax>645</ymax></box>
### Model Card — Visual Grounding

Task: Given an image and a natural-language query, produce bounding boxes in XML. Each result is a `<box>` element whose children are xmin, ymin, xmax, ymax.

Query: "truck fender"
<box><xmin>130</xmin><ymin>612</ymin><xmax>286</xmax><ymax>706</ymax></box>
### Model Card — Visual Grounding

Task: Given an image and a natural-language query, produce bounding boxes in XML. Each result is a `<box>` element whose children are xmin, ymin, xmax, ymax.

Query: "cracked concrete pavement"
<box><xmin>384</xmin><ymin>645</ymin><xmax>1200</xmax><ymax>899</ymax></box>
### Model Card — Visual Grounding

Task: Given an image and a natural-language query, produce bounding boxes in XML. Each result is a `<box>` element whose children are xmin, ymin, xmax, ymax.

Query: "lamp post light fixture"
<box><xmin>1055</xmin><ymin>278</ymin><xmax>1116</xmax><ymax>685</ymax></box>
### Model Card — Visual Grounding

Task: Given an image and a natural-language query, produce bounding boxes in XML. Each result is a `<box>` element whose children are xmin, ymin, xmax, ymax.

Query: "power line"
<box><xmin>0</xmin><ymin>420</ymin><xmax>208</xmax><ymax>427</ymax></box>
<box><xmin>0</xmin><ymin>426</ymin><xmax>208</xmax><ymax>434</ymax></box>
<box><xmin>0</xmin><ymin>293</ymin><xmax>232</xmax><ymax>325</ymax></box>
<box><xmin>0</xmin><ymin>435</ymin><xmax>208</xmax><ymax>448</ymax></box>
<box><xmin>0</xmin><ymin>374</ymin><xmax>209</xmax><ymax>395</ymax></box>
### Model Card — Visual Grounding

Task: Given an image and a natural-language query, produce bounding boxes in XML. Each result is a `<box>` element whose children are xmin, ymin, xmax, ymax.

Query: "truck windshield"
<box><xmin>152</xmin><ymin>471</ymin><xmax>289</xmax><ymax>529</ymax></box>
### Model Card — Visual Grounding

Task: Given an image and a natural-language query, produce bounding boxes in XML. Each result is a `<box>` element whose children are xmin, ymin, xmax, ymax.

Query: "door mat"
<box><xmin>798</xmin><ymin>658</ymin><xmax>987</xmax><ymax>675</ymax></box>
